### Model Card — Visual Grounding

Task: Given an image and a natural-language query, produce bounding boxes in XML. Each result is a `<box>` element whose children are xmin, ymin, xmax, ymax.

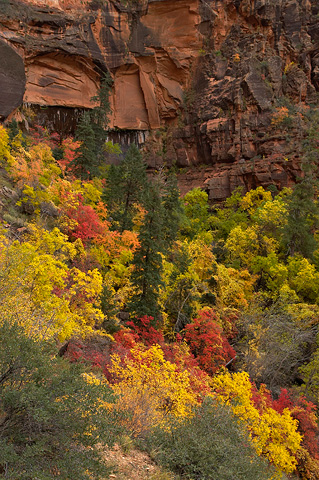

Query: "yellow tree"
<box><xmin>211</xmin><ymin>370</ymin><xmax>302</xmax><ymax>476</ymax></box>
<box><xmin>0</xmin><ymin>226</ymin><xmax>104</xmax><ymax>341</ymax></box>
<box><xmin>109</xmin><ymin>344</ymin><xmax>199</xmax><ymax>436</ymax></box>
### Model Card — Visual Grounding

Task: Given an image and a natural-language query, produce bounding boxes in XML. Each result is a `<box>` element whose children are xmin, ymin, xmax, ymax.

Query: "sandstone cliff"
<box><xmin>0</xmin><ymin>0</ymin><xmax>318</xmax><ymax>200</ymax></box>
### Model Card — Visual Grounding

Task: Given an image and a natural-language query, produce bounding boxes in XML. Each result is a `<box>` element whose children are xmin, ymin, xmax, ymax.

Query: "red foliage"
<box><xmin>274</xmin><ymin>389</ymin><xmax>319</xmax><ymax>460</ymax></box>
<box><xmin>251</xmin><ymin>383</ymin><xmax>273</xmax><ymax>412</ymax></box>
<box><xmin>184</xmin><ymin>310</ymin><xmax>236</xmax><ymax>375</ymax></box>
<box><xmin>66</xmin><ymin>322</ymin><xmax>212</xmax><ymax>399</ymax></box>
<box><xmin>63</xmin><ymin>193</ymin><xmax>105</xmax><ymax>243</ymax></box>
<box><xmin>110</xmin><ymin>317</ymin><xmax>165</xmax><ymax>364</ymax></box>
<box><xmin>29</xmin><ymin>124</ymin><xmax>60</xmax><ymax>149</ymax></box>
<box><xmin>70</xmin><ymin>203</ymin><xmax>104</xmax><ymax>242</ymax></box>
<box><xmin>57</xmin><ymin>138</ymin><xmax>81</xmax><ymax>176</ymax></box>
<box><xmin>272</xmin><ymin>388</ymin><xmax>293</xmax><ymax>412</ymax></box>
<box><xmin>66</xmin><ymin>340</ymin><xmax>112</xmax><ymax>381</ymax></box>
<box><xmin>126</xmin><ymin>316</ymin><xmax>165</xmax><ymax>346</ymax></box>
<box><xmin>112</xmin><ymin>328</ymin><xmax>139</xmax><ymax>358</ymax></box>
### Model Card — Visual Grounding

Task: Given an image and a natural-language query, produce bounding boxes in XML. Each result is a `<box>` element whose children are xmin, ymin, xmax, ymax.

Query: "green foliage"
<box><xmin>91</xmin><ymin>72</ymin><xmax>113</xmax><ymax>129</ymax></box>
<box><xmin>282</xmin><ymin>180</ymin><xmax>318</xmax><ymax>258</ymax></box>
<box><xmin>73</xmin><ymin>111</ymin><xmax>98</xmax><ymax>179</ymax></box>
<box><xmin>210</xmin><ymin>187</ymin><xmax>248</xmax><ymax>244</ymax></box>
<box><xmin>161</xmin><ymin>171</ymin><xmax>183</xmax><ymax>252</ymax></box>
<box><xmin>0</xmin><ymin>319</ymin><xmax>121</xmax><ymax>479</ymax></box>
<box><xmin>72</xmin><ymin>72</ymin><xmax>113</xmax><ymax>179</ymax></box>
<box><xmin>127</xmin><ymin>183</ymin><xmax>164</xmax><ymax>323</ymax></box>
<box><xmin>180</xmin><ymin>188</ymin><xmax>212</xmax><ymax>241</ymax></box>
<box><xmin>144</xmin><ymin>398</ymin><xmax>276</xmax><ymax>480</ymax></box>
<box><xmin>103</xmin><ymin>144</ymin><xmax>148</xmax><ymax>232</ymax></box>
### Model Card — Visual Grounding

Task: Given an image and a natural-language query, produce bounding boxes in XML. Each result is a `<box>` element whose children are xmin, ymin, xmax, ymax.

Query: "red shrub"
<box><xmin>126</xmin><ymin>316</ymin><xmax>165</xmax><ymax>346</ymax></box>
<box><xmin>274</xmin><ymin>389</ymin><xmax>319</xmax><ymax>460</ymax></box>
<box><xmin>184</xmin><ymin>310</ymin><xmax>236</xmax><ymax>375</ymax></box>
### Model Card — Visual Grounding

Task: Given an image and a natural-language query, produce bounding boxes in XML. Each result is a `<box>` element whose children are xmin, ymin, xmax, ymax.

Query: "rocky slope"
<box><xmin>0</xmin><ymin>0</ymin><xmax>318</xmax><ymax>200</ymax></box>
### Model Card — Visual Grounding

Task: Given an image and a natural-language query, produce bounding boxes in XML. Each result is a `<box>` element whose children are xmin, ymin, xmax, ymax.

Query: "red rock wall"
<box><xmin>0</xmin><ymin>0</ymin><xmax>319</xmax><ymax>200</ymax></box>
<box><xmin>0</xmin><ymin>0</ymin><xmax>202</xmax><ymax>130</ymax></box>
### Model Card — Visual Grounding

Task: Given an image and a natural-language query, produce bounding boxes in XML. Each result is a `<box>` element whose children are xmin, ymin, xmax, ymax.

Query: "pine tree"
<box><xmin>103</xmin><ymin>144</ymin><xmax>148</xmax><ymax>232</ymax></box>
<box><xmin>91</xmin><ymin>72</ymin><xmax>112</xmax><ymax>130</ymax></box>
<box><xmin>127</xmin><ymin>182</ymin><xmax>164</xmax><ymax>324</ymax></box>
<box><xmin>161</xmin><ymin>170</ymin><xmax>183</xmax><ymax>252</ymax></box>
<box><xmin>283</xmin><ymin>179</ymin><xmax>318</xmax><ymax>258</ymax></box>
<box><xmin>72</xmin><ymin>111</ymin><xmax>97</xmax><ymax>179</ymax></box>
<box><xmin>283</xmin><ymin>110</ymin><xmax>319</xmax><ymax>258</ymax></box>
<box><xmin>71</xmin><ymin>72</ymin><xmax>113</xmax><ymax>180</ymax></box>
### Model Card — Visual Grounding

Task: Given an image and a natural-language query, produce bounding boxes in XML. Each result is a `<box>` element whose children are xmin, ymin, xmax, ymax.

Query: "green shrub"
<box><xmin>0</xmin><ymin>319</ymin><xmax>123</xmax><ymax>479</ymax></box>
<box><xmin>143</xmin><ymin>398</ymin><xmax>277</xmax><ymax>480</ymax></box>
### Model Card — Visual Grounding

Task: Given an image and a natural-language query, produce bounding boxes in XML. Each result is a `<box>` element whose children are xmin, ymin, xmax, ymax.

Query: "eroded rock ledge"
<box><xmin>0</xmin><ymin>0</ymin><xmax>319</xmax><ymax>200</ymax></box>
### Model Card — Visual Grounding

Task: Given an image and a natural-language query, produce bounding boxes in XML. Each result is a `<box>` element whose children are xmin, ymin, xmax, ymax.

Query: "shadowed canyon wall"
<box><xmin>0</xmin><ymin>0</ymin><xmax>319</xmax><ymax>199</ymax></box>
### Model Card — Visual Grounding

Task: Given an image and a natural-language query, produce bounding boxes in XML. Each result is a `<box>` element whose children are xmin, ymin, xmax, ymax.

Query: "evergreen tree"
<box><xmin>103</xmin><ymin>144</ymin><xmax>148</xmax><ymax>232</ymax></box>
<box><xmin>283</xmin><ymin>179</ymin><xmax>318</xmax><ymax>258</ymax></box>
<box><xmin>161</xmin><ymin>170</ymin><xmax>183</xmax><ymax>252</ymax></box>
<box><xmin>90</xmin><ymin>72</ymin><xmax>112</xmax><ymax>130</ymax></box>
<box><xmin>72</xmin><ymin>111</ymin><xmax>97</xmax><ymax>179</ymax></box>
<box><xmin>71</xmin><ymin>72</ymin><xmax>113</xmax><ymax>180</ymax></box>
<box><xmin>283</xmin><ymin>110</ymin><xmax>319</xmax><ymax>258</ymax></box>
<box><xmin>7</xmin><ymin>119</ymin><xmax>19</xmax><ymax>143</ymax></box>
<box><xmin>127</xmin><ymin>182</ymin><xmax>164</xmax><ymax>324</ymax></box>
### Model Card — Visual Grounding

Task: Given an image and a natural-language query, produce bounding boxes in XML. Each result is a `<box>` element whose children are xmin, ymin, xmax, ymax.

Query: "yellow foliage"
<box><xmin>241</xmin><ymin>187</ymin><xmax>272</xmax><ymax>215</ymax></box>
<box><xmin>16</xmin><ymin>184</ymin><xmax>51</xmax><ymax>215</ymax></box>
<box><xmin>0</xmin><ymin>227</ymin><xmax>104</xmax><ymax>341</ymax></box>
<box><xmin>288</xmin><ymin>256</ymin><xmax>319</xmax><ymax>302</ymax></box>
<box><xmin>211</xmin><ymin>371</ymin><xmax>302</xmax><ymax>475</ymax></box>
<box><xmin>214</xmin><ymin>264</ymin><xmax>256</xmax><ymax>308</ymax></box>
<box><xmin>109</xmin><ymin>345</ymin><xmax>199</xmax><ymax>436</ymax></box>
<box><xmin>11</xmin><ymin>143</ymin><xmax>61</xmax><ymax>188</ymax></box>
<box><xmin>255</xmin><ymin>198</ymin><xmax>288</xmax><ymax>232</ymax></box>
<box><xmin>0</xmin><ymin>125</ymin><xmax>14</xmax><ymax>166</ymax></box>
<box><xmin>252</xmin><ymin>252</ymin><xmax>288</xmax><ymax>292</ymax></box>
<box><xmin>81</xmin><ymin>179</ymin><xmax>103</xmax><ymax>206</ymax></box>
<box><xmin>225</xmin><ymin>225</ymin><xmax>259</xmax><ymax>268</ymax></box>
<box><xmin>284</xmin><ymin>61</ymin><xmax>296</xmax><ymax>74</ymax></box>
<box><xmin>26</xmin><ymin>225</ymin><xmax>81</xmax><ymax>261</ymax></box>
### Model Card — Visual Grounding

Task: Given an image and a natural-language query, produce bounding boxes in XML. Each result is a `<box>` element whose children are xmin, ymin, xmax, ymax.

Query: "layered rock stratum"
<box><xmin>0</xmin><ymin>0</ymin><xmax>319</xmax><ymax>199</ymax></box>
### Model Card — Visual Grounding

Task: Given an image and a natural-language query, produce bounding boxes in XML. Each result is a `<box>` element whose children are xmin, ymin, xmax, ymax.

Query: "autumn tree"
<box><xmin>109</xmin><ymin>344</ymin><xmax>199</xmax><ymax>437</ymax></box>
<box><xmin>184</xmin><ymin>309</ymin><xmax>235</xmax><ymax>375</ymax></box>
<box><xmin>211</xmin><ymin>370</ymin><xmax>302</xmax><ymax>475</ymax></box>
<box><xmin>180</xmin><ymin>187</ymin><xmax>212</xmax><ymax>241</ymax></box>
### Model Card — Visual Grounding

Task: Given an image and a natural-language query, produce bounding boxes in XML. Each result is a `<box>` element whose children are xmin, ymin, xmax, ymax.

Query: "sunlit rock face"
<box><xmin>0</xmin><ymin>0</ymin><xmax>202</xmax><ymax>131</ymax></box>
<box><xmin>0</xmin><ymin>0</ymin><xmax>319</xmax><ymax>199</ymax></box>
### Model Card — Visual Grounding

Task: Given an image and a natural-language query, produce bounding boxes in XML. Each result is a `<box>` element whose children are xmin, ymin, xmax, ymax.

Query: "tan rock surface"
<box><xmin>25</xmin><ymin>53</ymin><xmax>100</xmax><ymax>108</ymax></box>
